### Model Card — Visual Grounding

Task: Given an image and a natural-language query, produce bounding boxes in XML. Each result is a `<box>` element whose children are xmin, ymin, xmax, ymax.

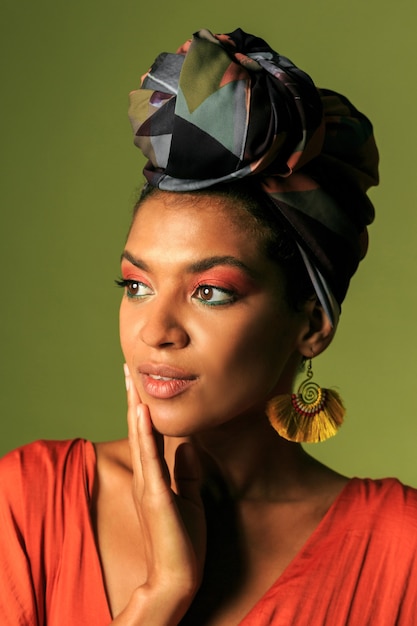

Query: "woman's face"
<box><xmin>119</xmin><ymin>191</ymin><xmax>309</xmax><ymax>436</ymax></box>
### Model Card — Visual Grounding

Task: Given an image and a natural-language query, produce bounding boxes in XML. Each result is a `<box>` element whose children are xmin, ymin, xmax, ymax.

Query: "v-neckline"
<box><xmin>237</xmin><ymin>477</ymin><xmax>360</xmax><ymax>623</ymax></box>
<box><xmin>86</xmin><ymin>439</ymin><xmax>358</xmax><ymax>623</ymax></box>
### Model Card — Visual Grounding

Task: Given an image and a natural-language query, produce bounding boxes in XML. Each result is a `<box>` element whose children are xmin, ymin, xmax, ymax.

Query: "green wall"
<box><xmin>1</xmin><ymin>0</ymin><xmax>417</xmax><ymax>484</ymax></box>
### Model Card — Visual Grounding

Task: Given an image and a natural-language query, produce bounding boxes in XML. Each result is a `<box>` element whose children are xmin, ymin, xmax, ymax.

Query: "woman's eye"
<box><xmin>194</xmin><ymin>285</ymin><xmax>235</xmax><ymax>306</ymax></box>
<box><xmin>116</xmin><ymin>279</ymin><xmax>153</xmax><ymax>299</ymax></box>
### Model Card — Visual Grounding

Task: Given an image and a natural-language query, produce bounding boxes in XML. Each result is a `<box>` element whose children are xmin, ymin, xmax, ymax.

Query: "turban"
<box><xmin>128</xmin><ymin>28</ymin><xmax>379</xmax><ymax>325</ymax></box>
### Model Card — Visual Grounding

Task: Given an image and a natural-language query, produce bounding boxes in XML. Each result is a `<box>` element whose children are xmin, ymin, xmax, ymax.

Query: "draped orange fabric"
<box><xmin>0</xmin><ymin>440</ymin><xmax>111</xmax><ymax>625</ymax></box>
<box><xmin>1</xmin><ymin>439</ymin><xmax>417</xmax><ymax>625</ymax></box>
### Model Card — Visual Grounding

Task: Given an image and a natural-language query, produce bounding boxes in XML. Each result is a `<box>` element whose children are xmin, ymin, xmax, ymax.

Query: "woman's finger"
<box><xmin>122</xmin><ymin>364</ymin><xmax>206</xmax><ymax>617</ymax></box>
<box><xmin>124</xmin><ymin>364</ymin><xmax>143</xmax><ymax>488</ymax></box>
<box><xmin>136</xmin><ymin>404</ymin><xmax>172</xmax><ymax>496</ymax></box>
<box><xmin>124</xmin><ymin>363</ymin><xmax>172</xmax><ymax>499</ymax></box>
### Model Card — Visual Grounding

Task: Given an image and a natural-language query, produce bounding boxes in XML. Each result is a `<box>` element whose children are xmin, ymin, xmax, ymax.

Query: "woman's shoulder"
<box><xmin>347</xmin><ymin>476</ymin><xmax>417</xmax><ymax>503</ymax></box>
<box><xmin>340</xmin><ymin>476</ymin><xmax>417</xmax><ymax>535</ymax></box>
<box><xmin>0</xmin><ymin>439</ymin><xmax>97</xmax><ymax>514</ymax></box>
<box><xmin>93</xmin><ymin>438</ymin><xmax>133</xmax><ymax>501</ymax></box>
<box><xmin>0</xmin><ymin>438</ymin><xmax>94</xmax><ymax>479</ymax></box>
<box><xmin>0</xmin><ymin>439</ymin><xmax>112</xmax><ymax>624</ymax></box>
<box><xmin>94</xmin><ymin>438</ymin><xmax>131</xmax><ymax>472</ymax></box>
<box><xmin>0</xmin><ymin>438</ymin><xmax>132</xmax><ymax>509</ymax></box>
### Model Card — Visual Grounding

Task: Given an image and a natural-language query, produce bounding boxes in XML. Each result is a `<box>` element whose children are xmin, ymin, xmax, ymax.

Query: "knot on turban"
<box><xmin>128</xmin><ymin>28</ymin><xmax>379</xmax><ymax>321</ymax></box>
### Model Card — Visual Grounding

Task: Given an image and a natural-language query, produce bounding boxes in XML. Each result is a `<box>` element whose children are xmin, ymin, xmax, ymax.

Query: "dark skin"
<box><xmin>91</xmin><ymin>191</ymin><xmax>348</xmax><ymax>625</ymax></box>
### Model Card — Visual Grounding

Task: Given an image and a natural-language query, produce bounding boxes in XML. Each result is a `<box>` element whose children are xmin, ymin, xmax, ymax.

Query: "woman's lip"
<box><xmin>140</xmin><ymin>374</ymin><xmax>197</xmax><ymax>399</ymax></box>
<box><xmin>138</xmin><ymin>364</ymin><xmax>198</xmax><ymax>399</ymax></box>
<box><xmin>138</xmin><ymin>363</ymin><xmax>197</xmax><ymax>380</ymax></box>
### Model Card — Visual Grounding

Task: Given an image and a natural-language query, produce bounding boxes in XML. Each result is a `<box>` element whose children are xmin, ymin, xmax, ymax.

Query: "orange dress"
<box><xmin>1</xmin><ymin>439</ymin><xmax>417</xmax><ymax>625</ymax></box>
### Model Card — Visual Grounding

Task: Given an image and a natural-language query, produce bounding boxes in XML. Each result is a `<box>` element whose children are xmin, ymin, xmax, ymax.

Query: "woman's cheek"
<box><xmin>119</xmin><ymin>306</ymin><xmax>134</xmax><ymax>360</ymax></box>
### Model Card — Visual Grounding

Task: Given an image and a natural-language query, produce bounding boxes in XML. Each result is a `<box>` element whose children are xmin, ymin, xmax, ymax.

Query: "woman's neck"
<box><xmin>165</xmin><ymin>411</ymin><xmax>333</xmax><ymax>503</ymax></box>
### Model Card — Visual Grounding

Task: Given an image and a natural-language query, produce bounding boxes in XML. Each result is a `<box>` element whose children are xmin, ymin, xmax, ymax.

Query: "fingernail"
<box><xmin>123</xmin><ymin>363</ymin><xmax>130</xmax><ymax>391</ymax></box>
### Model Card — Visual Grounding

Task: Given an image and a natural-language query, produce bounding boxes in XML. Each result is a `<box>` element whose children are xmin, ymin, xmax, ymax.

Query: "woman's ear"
<box><xmin>297</xmin><ymin>298</ymin><xmax>337</xmax><ymax>358</ymax></box>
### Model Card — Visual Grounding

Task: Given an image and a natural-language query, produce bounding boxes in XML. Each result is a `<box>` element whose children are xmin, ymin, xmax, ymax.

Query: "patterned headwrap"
<box><xmin>128</xmin><ymin>28</ymin><xmax>379</xmax><ymax>325</ymax></box>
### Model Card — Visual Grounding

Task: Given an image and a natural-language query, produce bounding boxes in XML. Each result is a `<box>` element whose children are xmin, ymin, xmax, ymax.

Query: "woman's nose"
<box><xmin>138</xmin><ymin>297</ymin><xmax>190</xmax><ymax>349</ymax></box>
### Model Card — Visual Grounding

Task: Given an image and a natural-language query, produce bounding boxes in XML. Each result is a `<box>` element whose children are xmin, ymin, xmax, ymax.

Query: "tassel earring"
<box><xmin>266</xmin><ymin>359</ymin><xmax>345</xmax><ymax>443</ymax></box>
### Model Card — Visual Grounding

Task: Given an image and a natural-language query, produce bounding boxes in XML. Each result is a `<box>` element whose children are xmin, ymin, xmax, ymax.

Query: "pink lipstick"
<box><xmin>138</xmin><ymin>364</ymin><xmax>197</xmax><ymax>399</ymax></box>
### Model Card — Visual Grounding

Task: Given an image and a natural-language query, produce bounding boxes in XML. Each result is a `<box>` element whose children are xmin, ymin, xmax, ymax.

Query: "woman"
<box><xmin>1</xmin><ymin>28</ymin><xmax>417</xmax><ymax>625</ymax></box>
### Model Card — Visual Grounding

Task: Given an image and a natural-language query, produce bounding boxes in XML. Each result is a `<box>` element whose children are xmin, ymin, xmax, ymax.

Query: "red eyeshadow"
<box><xmin>193</xmin><ymin>268</ymin><xmax>257</xmax><ymax>293</ymax></box>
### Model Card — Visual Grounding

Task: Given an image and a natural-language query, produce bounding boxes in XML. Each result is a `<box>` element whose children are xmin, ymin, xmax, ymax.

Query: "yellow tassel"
<box><xmin>266</xmin><ymin>363</ymin><xmax>345</xmax><ymax>443</ymax></box>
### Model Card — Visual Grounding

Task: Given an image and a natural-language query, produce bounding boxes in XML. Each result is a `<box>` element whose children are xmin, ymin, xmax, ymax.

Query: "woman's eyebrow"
<box><xmin>120</xmin><ymin>250</ymin><xmax>150</xmax><ymax>271</ymax></box>
<box><xmin>121</xmin><ymin>251</ymin><xmax>257</xmax><ymax>278</ymax></box>
<box><xmin>187</xmin><ymin>256</ymin><xmax>257</xmax><ymax>278</ymax></box>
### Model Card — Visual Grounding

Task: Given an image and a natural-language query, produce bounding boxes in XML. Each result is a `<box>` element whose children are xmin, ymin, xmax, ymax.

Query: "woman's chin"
<box><xmin>145</xmin><ymin>406</ymin><xmax>200</xmax><ymax>438</ymax></box>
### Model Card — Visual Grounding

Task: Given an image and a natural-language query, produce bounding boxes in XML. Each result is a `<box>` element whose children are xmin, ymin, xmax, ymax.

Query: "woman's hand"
<box><xmin>112</xmin><ymin>365</ymin><xmax>206</xmax><ymax>626</ymax></box>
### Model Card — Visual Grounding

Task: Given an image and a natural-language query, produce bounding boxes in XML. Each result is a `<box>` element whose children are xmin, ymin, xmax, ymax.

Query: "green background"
<box><xmin>1</xmin><ymin>0</ymin><xmax>416</xmax><ymax>485</ymax></box>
